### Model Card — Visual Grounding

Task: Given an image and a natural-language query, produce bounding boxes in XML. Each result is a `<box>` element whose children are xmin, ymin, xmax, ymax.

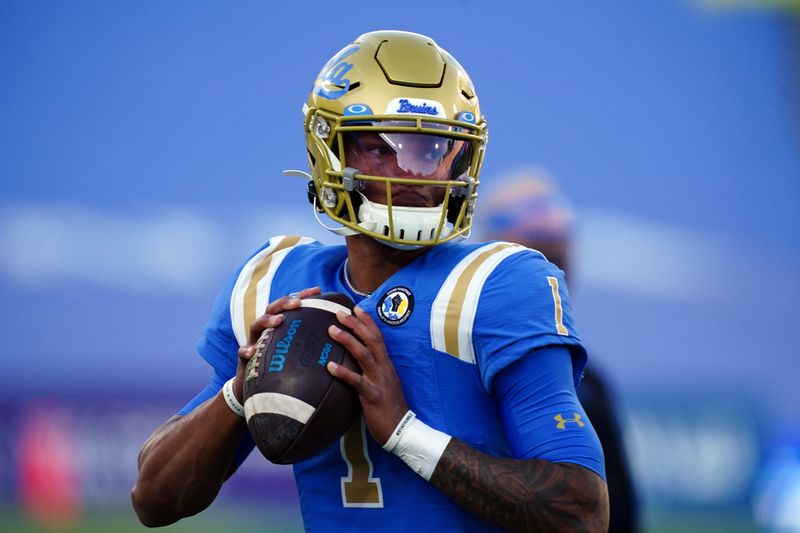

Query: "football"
<box><xmin>242</xmin><ymin>292</ymin><xmax>361</xmax><ymax>464</ymax></box>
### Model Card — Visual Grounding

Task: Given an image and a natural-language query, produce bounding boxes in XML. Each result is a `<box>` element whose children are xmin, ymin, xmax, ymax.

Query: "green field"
<box><xmin>0</xmin><ymin>506</ymin><xmax>304</xmax><ymax>533</ymax></box>
<box><xmin>1</xmin><ymin>505</ymin><xmax>759</xmax><ymax>532</ymax></box>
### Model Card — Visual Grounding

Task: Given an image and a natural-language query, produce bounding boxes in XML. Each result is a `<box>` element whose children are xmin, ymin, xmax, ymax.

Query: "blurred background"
<box><xmin>1</xmin><ymin>0</ymin><xmax>798</xmax><ymax>531</ymax></box>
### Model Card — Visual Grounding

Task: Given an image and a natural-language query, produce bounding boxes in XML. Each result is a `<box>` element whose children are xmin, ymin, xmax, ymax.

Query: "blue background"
<box><xmin>1</xmin><ymin>1</ymin><xmax>798</xmax><ymax>531</ymax></box>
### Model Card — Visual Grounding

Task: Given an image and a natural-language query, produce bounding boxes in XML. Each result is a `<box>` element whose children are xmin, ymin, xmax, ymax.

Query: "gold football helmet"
<box><xmin>300</xmin><ymin>30</ymin><xmax>487</xmax><ymax>249</ymax></box>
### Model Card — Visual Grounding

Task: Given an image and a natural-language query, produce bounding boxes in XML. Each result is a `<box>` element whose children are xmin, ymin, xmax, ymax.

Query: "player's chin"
<box><xmin>391</xmin><ymin>191</ymin><xmax>438</xmax><ymax>207</ymax></box>
<box><xmin>393</xmin><ymin>197</ymin><xmax>428</xmax><ymax>207</ymax></box>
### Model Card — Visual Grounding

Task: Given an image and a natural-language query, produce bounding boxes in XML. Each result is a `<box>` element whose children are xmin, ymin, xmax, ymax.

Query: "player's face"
<box><xmin>343</xmin><ymin>130</ymin><xmax>471</xmax><ymax>207</ymax></box>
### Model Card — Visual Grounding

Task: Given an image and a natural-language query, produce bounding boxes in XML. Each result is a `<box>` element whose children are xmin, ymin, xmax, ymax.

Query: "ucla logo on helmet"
<box><xmin>314</xmin><ymin>46</ymin><xmax>360</xmax><ymax>100</ymax></box>
<box><xmin>377</xmin><ymin>286</ymin><xmax>414</xmax><ymax>326</ymax></box>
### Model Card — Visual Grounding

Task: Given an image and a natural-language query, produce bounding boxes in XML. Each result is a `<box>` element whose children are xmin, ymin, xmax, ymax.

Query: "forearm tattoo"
<box><xmin>429</xmin><ymin>439</ymin><xmax>609</xmax><ymax>533</ymax></box>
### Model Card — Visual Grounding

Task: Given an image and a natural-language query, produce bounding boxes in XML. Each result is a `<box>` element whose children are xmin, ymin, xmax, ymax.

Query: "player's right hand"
<box><xmin>233</xmin><ymin>286</ymin><xmax>322</xmax><ymax>402</ymax></box>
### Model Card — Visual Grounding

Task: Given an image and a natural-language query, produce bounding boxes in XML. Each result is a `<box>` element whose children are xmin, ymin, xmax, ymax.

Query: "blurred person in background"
<box><xmin>131</xmin><ymin>31</ymin><xmax>610</xmax><ymax>531</ymax></box>
<box><xmin>482</xmin><ymin>170</ymin><xmax>639</xmax><ymax>533</ymax></box>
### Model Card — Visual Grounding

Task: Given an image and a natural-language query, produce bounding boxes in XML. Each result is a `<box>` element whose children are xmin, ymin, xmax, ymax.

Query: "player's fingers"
<box><xmin>326</xmin><ymin>360</ymin><xmax>364</xmax><ymax>390</ymax></box>
<box><xmin>237</xmin><ymin>344</ymin><xmax>255</xmax><ymax>360</ymax></box>
<box><xmin>328</xmin><ymin>324</ymin><xmax>376</xmax><ymax>370</ymax></box>
<box><xmin>336</xmin><ymin>310</ymin><xmax>383</xmax><ymax>358</ymax></box>
<box><xmin>264</xmin><ymin>286</ymin><xmax>318</xmax><ymax>315</ymax></box>
<box><xmin>265</xmin><ymin>294</ymin><xmax>302</xmax><ymax>315</ymax></box>
<box><xmin>336</xmin><ymin>309</ymin><xmax>397</xmax><ymax>379</ymax></box>
<box><xmin>246</xmin><ymin>313</ymin><xmax>284</xmax><ymax>348</ymax></box>
<box><xmin>335</xmin><ymin>310</ymin><xmax>370</xmax><ymax>342</ymax></box>
<box><xmin>349</xmin><ymin>306</ymin><xmax>388</xmax><ymax>358</ymax></box>
<box><xmin>353</xmin><ymin>305</ymin><xmax>379</xmax><ymax>329</ymax></box>
<box><xmin>296</xmin><ymin>286</ymin><xmax>321</xmax><ymax>299</ymax></box>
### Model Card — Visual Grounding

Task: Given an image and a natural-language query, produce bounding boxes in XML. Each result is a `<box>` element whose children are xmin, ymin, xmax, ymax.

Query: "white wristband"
<box><xmin>222</xmin><ymin>378</ymin><xmax>245</xmax><ymax>418</ymax></box>
<box><xmin>383</xmin><ymin>410</ymin><xmax>451</xmax><ymax>481</ymax></box>
<box><xmin>383</xmin><ymin>410</ymin><xmax>416</xmax><ymax>452</ymax></box>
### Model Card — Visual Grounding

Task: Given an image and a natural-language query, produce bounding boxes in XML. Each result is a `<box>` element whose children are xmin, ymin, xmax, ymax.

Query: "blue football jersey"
<box><xmin>197</xmin><ymin>235</ymin><xmax>589</xmax><ymax>532</ymax></box>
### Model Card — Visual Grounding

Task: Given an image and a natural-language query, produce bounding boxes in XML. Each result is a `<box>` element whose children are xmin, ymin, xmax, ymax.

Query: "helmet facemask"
<box><xmin>306</xmin><ymin>112</ymin><xmax>484</xmax><ymax>249</ymax></box>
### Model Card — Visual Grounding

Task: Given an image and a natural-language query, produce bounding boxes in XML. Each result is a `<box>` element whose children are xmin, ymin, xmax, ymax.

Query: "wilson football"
<box><xmin>242</xmin><ymin>292</ymin><xmax>361</xmax><ymax>464</ymax></box>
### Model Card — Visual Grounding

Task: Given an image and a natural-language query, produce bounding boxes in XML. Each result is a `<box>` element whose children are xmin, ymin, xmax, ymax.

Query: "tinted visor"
<box><xmin>342</xmin><ymin>124</ymin><xmax>473</xmax><ymax>181</ymax></box>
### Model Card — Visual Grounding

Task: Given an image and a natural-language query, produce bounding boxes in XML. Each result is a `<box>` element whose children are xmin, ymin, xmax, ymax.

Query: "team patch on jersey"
<box><xmin>376</xmin><ymin>286</ymin><xmax>414</xmax><ymax>326</ymax></box>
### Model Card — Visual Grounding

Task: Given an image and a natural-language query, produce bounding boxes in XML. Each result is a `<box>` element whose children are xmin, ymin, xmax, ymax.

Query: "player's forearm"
<box><xmin>131</xmin><ymin>393</ymin><xmax>247</xmax><ymax>527</ymax></box>
<box><xmin>430</xmin><ymin>438</ymin><xmax>609</xmax><ymax>533</ymax></box>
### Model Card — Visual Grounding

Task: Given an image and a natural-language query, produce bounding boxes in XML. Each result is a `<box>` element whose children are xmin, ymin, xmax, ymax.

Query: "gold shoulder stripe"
<box><xmin>430</xmin><ymin>242</ymin><xmax>526</xmax><ymax>363</ymax></box>
<box><xmin>230</xmin><ymin>235</ymin><xmax>315</xmax><ymax>346</ymax></box>
<box><xmin>242</xmin><ymin>235</ymin><xmax>302</xmax><ymax>339</ymax></box>
<box><xmin>443</xmin><ymin>243</ymin><xmax>517</xmax><ymax>357</ymax></box>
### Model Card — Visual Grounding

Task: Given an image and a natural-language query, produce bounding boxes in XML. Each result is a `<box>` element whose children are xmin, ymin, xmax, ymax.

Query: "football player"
<box><xmin>132</xmin><ymin>31</ymin><xmax>609</xmax><ymax>532</ymax></box>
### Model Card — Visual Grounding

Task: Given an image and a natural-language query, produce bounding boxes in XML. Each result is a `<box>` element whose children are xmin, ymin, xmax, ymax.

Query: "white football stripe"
<box><xmin>300</xmin><ymin>298</ymin><xmax>352</xmax><ymax>316</ymax></box>
<box><xmin>244</xmin><ymin>392</ymin><xmax>315</xmax><ymax>424</ymax></box>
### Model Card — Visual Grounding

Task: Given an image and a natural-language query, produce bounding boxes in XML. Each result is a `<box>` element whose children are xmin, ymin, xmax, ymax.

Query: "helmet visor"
<box><xmin>342</xmin><ymin>124</ymin><xmax>473</xmax><ymax>182</ymax></box>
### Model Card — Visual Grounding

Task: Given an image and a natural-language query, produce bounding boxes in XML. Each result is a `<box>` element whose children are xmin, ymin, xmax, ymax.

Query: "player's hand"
<box><xmin>326</xmin><ymin>305</ymin><xmax>409</xmax><ymax>445</ymax></box>
<box><xmin>234</xmin><ymin>286</ymin><xmax>322</xmax><ymax>401</ymax></box>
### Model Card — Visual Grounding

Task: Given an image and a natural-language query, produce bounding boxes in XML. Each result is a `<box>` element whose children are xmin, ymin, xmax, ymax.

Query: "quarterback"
<box><xmin>132</xmin><ymin>31</ymin><xmax>609</xmax><ymax>532</ymax></box>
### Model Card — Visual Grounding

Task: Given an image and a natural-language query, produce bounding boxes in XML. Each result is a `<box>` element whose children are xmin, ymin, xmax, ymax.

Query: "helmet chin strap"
<box><xmin>311</xmin><ymin>197</ymin><xmax>361</xmax><ymax>237</ymax></box>
<box><xmin>356</xmin><ymin>192</ymin><xmax>457</xmax><ymax>249</ymax></box>
<box><xmin>284</xmin><ymin>169</ymin><xmax>360</xmax><ymax>237</ymax></box>
<box><xmin>284</xmin><ymin>169</ymin><xmax>468</xmax><ymax>247</ymax></box>
<box><xmin>282</xmin><ymin>169</ymin><xmax>312</xmax><ymax>180</ymax></box>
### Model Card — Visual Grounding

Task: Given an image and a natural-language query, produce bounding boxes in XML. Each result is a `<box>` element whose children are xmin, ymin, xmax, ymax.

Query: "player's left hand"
<box><xmin>326</xmin><ymin>305</ymin><xmax>409</xmax><ymax>445</ymax></box>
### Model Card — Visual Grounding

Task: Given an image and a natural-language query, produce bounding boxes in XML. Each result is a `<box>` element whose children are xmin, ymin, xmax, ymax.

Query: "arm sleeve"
<box><xmin>176</xmin><ymin>368</ymin><xmax>255</xmax><ymax>468</ymax></box>
<box><xmin>493</xmin><ymin>345</ymin><xmax>606</xmax><ymax>480</ymax></box>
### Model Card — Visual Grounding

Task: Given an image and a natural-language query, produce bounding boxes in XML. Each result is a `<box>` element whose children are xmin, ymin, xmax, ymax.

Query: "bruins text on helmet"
<box><xmin>298</xmin><ymin>30</ymin><xmax>488</xmax><ymax>250</ymax></box>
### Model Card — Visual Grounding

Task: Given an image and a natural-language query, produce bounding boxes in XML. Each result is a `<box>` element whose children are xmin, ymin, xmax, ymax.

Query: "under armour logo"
<box><xmin>554</xmin><ymin>413</ymin><xmax>585</xmax><ymax>430</ymax></box>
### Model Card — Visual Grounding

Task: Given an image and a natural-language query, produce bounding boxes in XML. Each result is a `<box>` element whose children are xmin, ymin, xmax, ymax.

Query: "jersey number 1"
<box><xmin>547</xmin><ymin>276</ymin><xmax>569</xmax><ymax>336</ymax></box>
<box><xmin>340</xmin><ymin>417</ymin><xmax>383</xmax><ymax>507</ymax></box>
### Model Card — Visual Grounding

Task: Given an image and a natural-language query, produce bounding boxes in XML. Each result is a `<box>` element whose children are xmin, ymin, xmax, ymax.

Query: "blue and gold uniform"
<box><xmin>183</xmin><ymin>235</ymin><xmax>605</xmax><ymax>531</ymax></box>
